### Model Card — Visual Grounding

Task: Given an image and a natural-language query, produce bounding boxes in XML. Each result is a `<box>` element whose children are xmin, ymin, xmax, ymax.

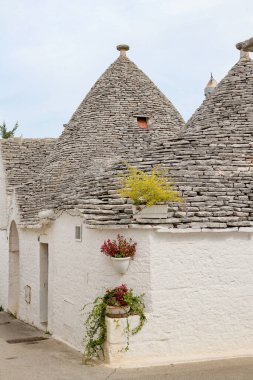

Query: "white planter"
<box><xmin>106</xmin><ymin>305</ymin><xmax>130</xmax><ymax>316</ymax></box>
<box><xmin>111</xmin><ymin>257</ymin><xmax>131</xmax><ymax>274</ymax></box>
<box><xmin>133</xmin><ymin>204</ymin><xmax>168</xmax><ymax>220</ymax></box>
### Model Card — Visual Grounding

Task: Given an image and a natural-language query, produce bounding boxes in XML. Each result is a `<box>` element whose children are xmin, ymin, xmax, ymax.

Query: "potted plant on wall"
<box><xmin>118</xmin><ymin>165</ymin><xmax>182</xmax><ymax>214</ymax></box>
<box><xmin>105</xmin><ymin>283</ymin><xmax>130</xmax><ymax>316</ymax></box>
<box><xmin>100</xmin><ymin>234</ymin><xmax>137</xmax><ymax>274</ymax></box>
<box><xmin>82</xmin><ymin>284</ymin><xmax>146</xmax><ymax>362</ymax></box>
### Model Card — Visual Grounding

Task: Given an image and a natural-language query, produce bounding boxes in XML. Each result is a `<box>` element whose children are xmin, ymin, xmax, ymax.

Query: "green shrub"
<box><xmin>119</xmin><ymin>165</ymin><xmax>182</xmax><ymax>207</ymax></box>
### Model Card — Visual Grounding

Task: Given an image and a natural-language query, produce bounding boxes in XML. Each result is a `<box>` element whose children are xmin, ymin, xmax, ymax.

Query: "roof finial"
<box><xmin>204</xmin><ymin>73</ymin><xmax>217</xmax><ymax>98</ymax></box>
<box><xmin>236</xmin><ymin>37</ymin><xmax>253</xmax><ymax>60</ymax></box>
<box><xmin>116</xmin><ymin>44</ymin><xmax>130</xmax><ymax>57</ymax></box>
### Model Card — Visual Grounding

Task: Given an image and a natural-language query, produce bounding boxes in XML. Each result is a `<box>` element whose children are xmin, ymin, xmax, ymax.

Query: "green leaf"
<box><xmin>0</xmin><ymin>121</ymin><xmax>19</xmax><ymax>139</ymax></box>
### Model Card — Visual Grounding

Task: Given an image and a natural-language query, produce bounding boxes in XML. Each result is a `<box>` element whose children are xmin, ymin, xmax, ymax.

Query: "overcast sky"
<box><xmin>1</xmin><ymin>0</ymin><xmax>253</xmax><ymax>138</ymax></box>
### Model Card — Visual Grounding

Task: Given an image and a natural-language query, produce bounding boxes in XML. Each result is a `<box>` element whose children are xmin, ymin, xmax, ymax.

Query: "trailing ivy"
<box><xmin>82</xmin><ymin>285</ymin><xmax>146</xmax><ymax>362</ymax></box>
<box><xmin>123</xmin><ymin>289</ymin><xmax>146</xmax><ymax>335</ymax></box>
<box><xmin>82</xmin><ymin>295</ymin><xmax>107</xmax><ymax>361</ymax></box>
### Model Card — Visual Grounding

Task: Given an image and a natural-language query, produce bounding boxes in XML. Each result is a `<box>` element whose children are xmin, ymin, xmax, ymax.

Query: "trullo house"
<box><xmin>0</xmin><ymin>38</ymin><xmax>253</xmax><ymax>366</ymax></box>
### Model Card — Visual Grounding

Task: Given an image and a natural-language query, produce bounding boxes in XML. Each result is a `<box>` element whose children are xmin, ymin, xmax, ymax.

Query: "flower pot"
<box><xmin>106</xmin><ymin>305</ymin><xmax>130</xmax><ymax>317</ymax></box>
<box><xmin>133</xmin><ymin>204</ymin><xmax>168</xmax><ymax>220</ymax></box>
<box><xmin>111</xmin><ymin>257</ymin><xmax>131</xmax><ymax>274</ymax></box>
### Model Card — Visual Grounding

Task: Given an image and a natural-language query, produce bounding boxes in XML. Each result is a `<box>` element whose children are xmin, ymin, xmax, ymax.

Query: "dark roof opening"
<box><xmin>137</xmin><ymin>116</ymin><xmax>148</xmax><ymax>129</ymax></box>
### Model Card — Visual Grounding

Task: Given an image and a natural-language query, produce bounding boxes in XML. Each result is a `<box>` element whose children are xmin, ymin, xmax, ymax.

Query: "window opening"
<box><xmin>75</xmin><ymin>225</ymin><xmax>82</xmax><ymax>241</ymax></box>
<box><xmin>137</xmin><ymin>116</ymin><xmax>148</xmax><ymax>129</ymax></box>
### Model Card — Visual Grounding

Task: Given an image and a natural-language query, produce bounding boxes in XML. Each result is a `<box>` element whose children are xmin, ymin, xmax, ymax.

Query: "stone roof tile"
<box><xmin>0</xmin><ymin>138</ymin><xmax>56</xmax><ymax>194</ymax></box>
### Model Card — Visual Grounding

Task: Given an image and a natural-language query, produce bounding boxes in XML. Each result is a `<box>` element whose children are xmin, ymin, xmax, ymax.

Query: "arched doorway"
<box><xmin>8</xmin><ymin>221</ymin><xmax>20</xmax><ymax>316</ymax></box>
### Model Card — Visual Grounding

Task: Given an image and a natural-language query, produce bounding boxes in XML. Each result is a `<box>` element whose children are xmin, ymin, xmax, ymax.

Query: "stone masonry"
<box><xmin>1</xmin><ymin>40</ymin><xmax>253</xmax><ymax>230</ymax></box>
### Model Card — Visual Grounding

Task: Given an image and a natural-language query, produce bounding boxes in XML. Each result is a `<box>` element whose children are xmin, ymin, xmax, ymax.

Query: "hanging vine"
<box><xmin>82</xmin><ymin>285</ymin><xmax>146</xmax><ymax>362</ymax></box>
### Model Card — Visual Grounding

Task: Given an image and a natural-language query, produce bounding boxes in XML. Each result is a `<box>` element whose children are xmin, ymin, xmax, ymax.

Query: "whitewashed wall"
<box><xmin>18</xmin><ymin>228</ymin><xmax>41</xmax><ymax>324</ymax></box>
<box><xmin>8</xmin><ymin>212</ymin><xmax>150</xmax><ymax>351</ymax></box>
<box><xmin>102</xmin><ymin>228</ymin><xmax>253</xmax><ymax>366</ymax></box>
<box><xmin>0</xmin><ymin>230</ymin><xmax>8</xmax><ymax>308</ymax></box>
<box><xmin>0</xmin><ymin>149</ymin><xmax>8</xmax><ymax>308</ymax></box>
<box><xmin>47</xmin><ymin>213</ymin><xmax>151</xmax><ymax>351</ymax></box>
<box><xmin>3</xmin><ymin>211</ymin><xmax>253</xmax><ymax>366</ymax></box>
<box><xmin>0</xmin><ymin>145</ymin><xmax>7</xmax><ymax>229</ymax></box>
<box><xmin>131</xmin><ymin>229</ymin><xmax>253</xmax><ymax>366</ymax></box>
<box><xmin>41</xmin><ymin>216</ymin><xmax>253</xmax><ymax>365</ymax></box>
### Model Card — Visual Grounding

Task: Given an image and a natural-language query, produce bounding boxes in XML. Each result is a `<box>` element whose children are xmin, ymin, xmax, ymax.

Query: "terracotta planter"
<box><xmin>111</xmin><ymin>257</ymin><xmax>131</xmax><ymax>274</ymax></box>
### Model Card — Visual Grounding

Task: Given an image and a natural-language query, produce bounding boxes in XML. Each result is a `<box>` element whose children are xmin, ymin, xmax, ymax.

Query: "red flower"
<box><xmin>100</xmin><ymin>235</ymin><xmax>137</xmax><ymax>258</ymax></box>
<box><xmin>106</xmin><ymin>284</ymin><xmax>129</xmax><ymax>306</ymax></box>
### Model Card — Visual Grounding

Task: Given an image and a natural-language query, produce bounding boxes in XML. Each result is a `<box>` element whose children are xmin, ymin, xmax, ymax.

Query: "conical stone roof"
<box><xmin>70</xmin><ymin>48</ymin><xmax>253</xmax><ymax>229</ymax></box>
<box><xmin>132</xmin><ymin>53</ymin><xmax>253</xmax><ymax>229</ymax></box>
<box><xmin>17</xmin><ymin>47</ymin><xmax>185</xmax><ymax>226</ymax></box>
<box><xmin>188</xmin><ymin>57</ymin><xmax>253</xmax><ymax>134</ymax></box>
<box><xmin>44</xmin><ymin>51</ymin><xmax>184</xmax><ymax>176</ymax></box>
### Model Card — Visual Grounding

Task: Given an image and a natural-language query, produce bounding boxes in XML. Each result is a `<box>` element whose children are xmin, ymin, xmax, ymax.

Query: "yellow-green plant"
<box><xmin>119</xmin><ymin>165</ymin><xmax>182</xmax><ymax>207</ymax></box>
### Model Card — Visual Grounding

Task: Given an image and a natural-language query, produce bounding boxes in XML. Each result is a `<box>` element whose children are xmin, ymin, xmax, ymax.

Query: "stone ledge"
<box><xmin>157</xmin><ymin>227</ymin><xmax>253</xmax><ymax>234</ymax></box>
<box><xmin>86</xmin><ymin>224</ymin><xmax>253</xmax><ymax>233</ymax></box>
<box><xmin>238</xmin><ymin>227</ymin><xmax>253</xmax><ymax>232</ymax></box>
<box><xmin>86</xmin><ymin>224</ymin><xmax>130</xmax><ymax>229</ymax></box>
<box><xmin>157</xmin><ymin>228</ymin><xmax>202</xmax><ymax>233</ymax></box>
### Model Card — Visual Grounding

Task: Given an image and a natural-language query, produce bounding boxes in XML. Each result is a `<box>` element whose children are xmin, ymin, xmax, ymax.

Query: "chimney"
<box><xmin>236</xmin><ymin>37</ymin><xmax>253</xmax><ymax>60</ymax></box>
<box><xmin>116</xmin><ymin>44</ymin><xmax>130</xmax><ymax>57</ymax></box>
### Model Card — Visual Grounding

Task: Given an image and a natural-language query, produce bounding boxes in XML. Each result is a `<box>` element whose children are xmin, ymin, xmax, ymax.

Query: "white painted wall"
<box><xmin>41</xmin><ymin>217</ymin><xmax>253</xmax><ymax>366</ymax></box>
<box><xmin>18</xmin><ymin>228</ymin><xmax>41</xmax><ymax>325</ymax></box>
<box><xmin>150</xmin><ymin>231</ymin><xmax>253</xmax><ymax>364</ymax></box>
<box><xmin>8</xmin><ymin>213</ymin><xmax>150</xmax><ymax>352</ymax></box>
<box><xmin>0</xmin><ymin>148</ymin><xmax>8</xmax><ymax>308</ymax></box>
<box><xmin>3</xmin><ymin>211</ymin><xmax>253</xmax><ymax>367</ymax></box>
<box><xmin>0</xmin><ymin>145</ymin><xmax>7</xmax><ymax>229</ymax></box>
<box><xmin>48</xmin><ymin>213</ymin><xmax>151</xmax><ymax>351</ymax></box>
<box><xmin>0</xmin><ymin>229</ymin><xmax>8</xmax><ymax>308</ymax></box>
<box><xmin>0</xmin><ymin>193</ymin><xmax>23</xmax><ymax>313</ymax></box>
<box><xmin>106</xmin><ymin>229</ymin><xmax>253</xmax><ymax>366</ymax></box>
<box><xmin>8</xmin><ymin>221</ymin><xmax>20</xmax><ymax>316</ymax></box>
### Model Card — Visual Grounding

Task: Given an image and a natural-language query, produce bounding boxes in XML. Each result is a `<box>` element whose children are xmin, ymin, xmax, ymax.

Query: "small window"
<box><xmin>137</xmin><ymin>116</ymin><xmax>148</xmax><ymax>129</ymax></box>
<box><xmin>75</xmin><ymin>225</ymin><xmax>82</xmax><ymax>241</ymax></box>
<box><xmin>25</xmin><ymin>285</ymin><xmax>31</xmax><ymax>304</ymax></box>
